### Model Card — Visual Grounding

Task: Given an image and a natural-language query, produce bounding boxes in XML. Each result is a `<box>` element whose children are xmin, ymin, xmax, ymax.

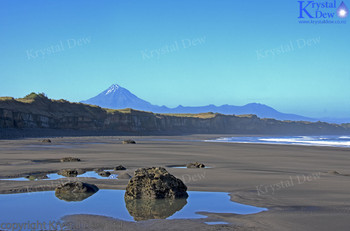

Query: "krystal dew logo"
<box><xmin>298</xmin><ymin>0</ymin><xmax>348</xmax><ymax>24</ymax></box>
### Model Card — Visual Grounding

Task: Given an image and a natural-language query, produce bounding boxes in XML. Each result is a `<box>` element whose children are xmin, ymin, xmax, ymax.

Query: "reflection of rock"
<box><xmin>60</xmin><ymin>157</ymin><xmax>81</xmax><ymax>162</ymax></box>
<box><xmin>118</xmin><ymin>172</ymin><xmax>131</xmax><ymax>179</ymax></box>
<box><xmin>122</xmin><ymin>139</ymin><xmax>136</xmax><ymax>144</ymax></box>
<box><xmin>25</xmin><ymin>174</ymin><xmax>48</xmax><ymax>181</ymax></box>
<box><xmin>98</xmin><ymin>171</ymin><xmax>111</xmax><ymax>177</ymax></box>
<box><xmin>58</xmin><ymin>169</ymin><xmax>78</xmax><ymax>177</ymax></box>
<box><xmin>114</xmin><ymin>165</ymin><xmax>126</xmax><ymax>170</ymax></box>
<box><xmin>186</xmin><ymin>162</ymin><xmax>205</xmax><ymax>168</ymax></box>
<box><xmin>125</xmin><ymin>167</ymin><xmax>188</xmax><ymax>199</ymax></box>
<box><xmin>55</xmin><ymin>182</ymin><xmax>98</xmax><ymax>202</ymax></box>
<box><xmin>125</xmin><ymin>198</ymin><xmax>187</xmax><ymax>221</ymax></box>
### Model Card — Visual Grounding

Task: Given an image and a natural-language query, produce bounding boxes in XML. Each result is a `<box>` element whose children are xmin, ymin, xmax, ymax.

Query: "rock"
<box><xmin>125</xmin><ymin>198</ymin><xmax>187</xmax><ymax>221</ymax></box>
<box><xmin>55</xmin><ymin>182</ymin><xmax>99</xmax><ymax>202</ymax></box>
<box><xmin>186</xmin><ymin>162</ymin><xmax>205</xmax><ymax>168</ymax></box>
<box><xmin>58</xmin><ymin>169</ymin><xmax>78</xmax><ymax>177</ymax></box>
<box><xmin>25</xmin><ymin>174</ymin><xmax>48</xmax><ymax>181</ymax></box>
<box><xmin>98</xmin><ymin>171</ymin><xmax>111</xmax><ymax>177</ymax></box>
<box><xmin>122</xmin><ymin>139</ymin><xmax>136</xmax><ymax>144</ymax></box>
<box><xmin>114</xmin><ymin>165</ymin><xmax>126</xmax><ymax>171</ymax></box>
<box><xmin>118</xmin><ymin>172</ymin><xmax>132</xmax><ymax>179</ymax></box>
<box><xmin>125</xmin><ymin>167</ymin><xmax>188</xmax><ymax>199</ymax></box>
<box><xmin>60</xmin><ymin>157</ymin><xmax>81</xmax><ymax>162</ymax></box>
<box><xmin>41</xmin><ymin>139</ymin><xmax>51</xmax><ymax>143</ymax></box>
<box><xmin>94</xmin><ymin>168</ymin><xmax>104</xmax><ymax>173</ymax></box>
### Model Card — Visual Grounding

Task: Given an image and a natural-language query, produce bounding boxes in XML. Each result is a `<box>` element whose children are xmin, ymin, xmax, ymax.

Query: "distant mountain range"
<box><xmin>81</xmin><ymin>84</ymin><xmax>348</xmax><ymax>124</ymax></box>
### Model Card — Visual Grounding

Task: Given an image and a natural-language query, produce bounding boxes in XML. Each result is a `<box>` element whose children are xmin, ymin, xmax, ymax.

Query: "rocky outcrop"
<box><xmin>55</xmin><ymin>182</ymin><xmax>99</xmax><ymax>202</ymax></box>
<box><xmin>58</xmin><ymin>169</ymin><xmax>78</xmax><ymax>177</ymax></box>
<box><xmin>1</xmin><ymin>94</ymin><xmax>350</xmax><ymax>136</ymax></box>
<box><xmin>186</xmin><ymin>162</ymin><xmax>205</xmax><ymax>168</ymax></box>
<box><xmin>125</xmin><ymin>167</ymin><xmax>188</xmax><ymax>200</ymax></box>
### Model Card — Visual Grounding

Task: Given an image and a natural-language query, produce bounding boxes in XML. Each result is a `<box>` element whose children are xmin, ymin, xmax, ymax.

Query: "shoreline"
<box><xmin>0</xmin><ymin>135</ymin><xmax>349</xmax><ymax>230</ymax></box>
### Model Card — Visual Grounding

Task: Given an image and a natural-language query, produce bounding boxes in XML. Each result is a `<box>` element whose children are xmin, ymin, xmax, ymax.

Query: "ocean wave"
<box><xmin>208</xmin><ymin>136</ymin><xmax>350</xmax><ymax>148</ymax></box>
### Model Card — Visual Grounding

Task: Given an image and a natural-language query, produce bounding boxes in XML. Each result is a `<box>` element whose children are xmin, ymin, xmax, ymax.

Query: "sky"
<box><xmin>0</xmin><ymin>0</ymin><xmax>349</xmax><ymax>118</ymax></box>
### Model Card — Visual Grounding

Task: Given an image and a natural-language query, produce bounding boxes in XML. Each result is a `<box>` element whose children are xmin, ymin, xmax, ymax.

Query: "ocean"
<box><xmin>206</xmin><ymin>135</ymin><xmax>350</xmax><ymax>148</ymax></box>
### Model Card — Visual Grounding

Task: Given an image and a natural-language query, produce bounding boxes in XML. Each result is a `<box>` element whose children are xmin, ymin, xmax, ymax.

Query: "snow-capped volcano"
<box><xmin>81</xmin><ymin>84</ymin><xmax>159</xmax><ymax>111</ymax></box>
<box><xmin>81</xmin><ymin>83</ymin><xmax>316</xmax><ymax>122</ymax></box>
<box><xmin>105</xmin><ymin>84</ymin><xmax>120</xmax><ymax>95</ymax></box>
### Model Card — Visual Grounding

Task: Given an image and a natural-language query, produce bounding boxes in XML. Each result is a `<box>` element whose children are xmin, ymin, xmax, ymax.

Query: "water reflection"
<box><xmin>125</xmin><ymin>198</ymin><xmax>187</xmax><ymax>221</ymax></box>
<box><xmin>55</xmin><ymin>191</ymin><xmax>97</xmax><ymax>202</ymax></box>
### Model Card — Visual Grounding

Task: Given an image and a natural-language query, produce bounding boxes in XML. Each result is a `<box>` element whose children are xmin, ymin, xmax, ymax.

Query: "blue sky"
<box><xmin>0</xmin><ymin>0</ymin><xmax>349</xmax><ymax>118</ymax></box>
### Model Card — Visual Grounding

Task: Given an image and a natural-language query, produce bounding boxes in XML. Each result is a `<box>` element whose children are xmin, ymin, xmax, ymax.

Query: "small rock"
<box><xmin>98</xmin><ymin>171</ymin><xmax>111</xmax><ymax>177</ymax></box>
<box><xmin>25</xmin><ymin>174</ymin><xmax>48</xmax><ymax>181</ymax></box>
<box><xmin>114</xmin><ymin>165</ymin><xmax>126</xmax><ymax>171</ymax></box>
<box><xmin>58</xmin><ymin>169</ymin><xmax>78</xmax><ymax>177</ymax></box>
<box><xmin>186</xmin><ymin>162</ymin><xmax>205</xmax><ymax>168</ymax></box>
<box><xmin>122</xmin><ymin>139</ymin><xmax>136</xmax><ymax>144</ymax></box>
<box><xmin>60</xmin><ymin>157</ymin><xmax>81</xmax><ymax>162</ymax></box>
<box><xmin>94</xmin><ymin>168</ymin><xmax>104</xmax><ymax>173</ymax></box>
<box><xmin>41</xmin><ymin>139</ymin><xmax>51</xmax><ymax>143</ymax></box>
<box><xmin>125</xmin><ymin>167</ymin><xmax>188</xmax><ymax>199</ymax></box>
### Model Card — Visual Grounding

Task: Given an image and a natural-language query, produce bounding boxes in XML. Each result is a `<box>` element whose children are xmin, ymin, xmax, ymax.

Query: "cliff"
<box><xmin>0</xmin><ymin>93</ymin><xmax>349</xmax><ymax>136</ymax></box>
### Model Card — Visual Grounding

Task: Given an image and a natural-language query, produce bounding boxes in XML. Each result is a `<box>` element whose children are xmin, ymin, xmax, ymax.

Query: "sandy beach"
<box><xmin>0</xmin><ymin>135</ymin><xmax>349</xmax><ymax>231</ymax></box>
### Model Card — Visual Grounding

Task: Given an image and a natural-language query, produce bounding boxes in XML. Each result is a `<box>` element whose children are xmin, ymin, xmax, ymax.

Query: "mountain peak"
<box><xmin>105</xmin><ymin>84</ymin><xmax>121</xmax><ymax>95</ymax></box>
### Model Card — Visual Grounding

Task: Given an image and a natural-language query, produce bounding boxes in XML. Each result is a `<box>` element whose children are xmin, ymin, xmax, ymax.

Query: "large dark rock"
<box><xmin>58</xmin><ymin>169</ymin><xmax>78</xmax><ymax>177</ymax></box>
<box><xmin>125</xmin><ymin>167</ymin><xmax>188</xmax><ymax>200</ymax></box>
<box><xmin>114</xmin><ymin>165</ymin><xmax>126</xmax><ymax>170</ymax></box>
<box><xmin>186</xmin><ymin>162</ymin><xmax>205</xmax><ymax>168</ymax></box>
<box><xmin>55</xmin><ymin>182</ymin><xmax>99</xmax><ymax>202</ymax></box>
<box><xmin>60</xmin><ymin>157</ymin><xmax>81</xmax><ymax>162</ymax></box>
<box><xmin>125</xmin><ymin>198</ymin><xmax>187</xmax><ymax>221</ymax></box>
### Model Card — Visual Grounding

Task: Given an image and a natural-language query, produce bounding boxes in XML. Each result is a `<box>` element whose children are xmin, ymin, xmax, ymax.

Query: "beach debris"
<box><xmin>60</xmin><ymin>157</ymin><xmax>81</xmax><ymax>162</ymax></box>
<box><xmin>122</xmin><ymin>139</ymin><xmax>136</xmax><ymax>144</ymax></box>
<box><xmin>58</xmin><ymin>169</ymin><xmax>78</xmax><ymax>177</ymax></box>
<box><xmin>186</xmin><ymin>162</ymin><xmax>205</xmax><ymax>168</ymax></box>
<box><xmin>118</xmin><ymin>172</ymin><xmax>132</xmax><ymax>179</ymax></box>
<box><xmin>125</xmin><ymin>167</ymin><xmax>188</xmax><ymax>199</ymax></box>
<box><xmin>114</xmin><ymin>165</ymin><xmax>127</xmax><ymax>170</ymax></box>
<box><xmin>98</xmin><ymin>171</ymin><xmax>111</xmax><ymax>177</ymax></box>
<box><xmin>55</xmin><ymin>181</ymin><xmax>99</xmax><ymax>202</ymax></box>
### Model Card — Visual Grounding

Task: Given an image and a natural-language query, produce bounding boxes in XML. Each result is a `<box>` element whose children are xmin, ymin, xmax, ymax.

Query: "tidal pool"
<box><xmin>1</xmin><ymin>170</ymin><xmax>117</xmax><ymax>181</ymax></box>
<box><xmin>0</xmin><ymin>190</ymin><xmax>267</xmax><ymax>225</ymax></box>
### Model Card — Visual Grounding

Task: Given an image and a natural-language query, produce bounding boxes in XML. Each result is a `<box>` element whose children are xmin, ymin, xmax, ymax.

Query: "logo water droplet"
<box><xmin>337</xmin><ymin>1</ymin><xmax>349</xmax><ymax>18</ymax></box>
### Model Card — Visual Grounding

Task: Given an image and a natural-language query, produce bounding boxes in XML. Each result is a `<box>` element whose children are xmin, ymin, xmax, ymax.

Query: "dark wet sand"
<box><xmin>0</xmin><ymin>135</ymin><xmax>350</xmax><ymax>231</ymax></box>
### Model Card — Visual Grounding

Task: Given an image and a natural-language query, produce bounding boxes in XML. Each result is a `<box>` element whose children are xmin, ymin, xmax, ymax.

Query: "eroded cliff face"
<box><xmin>0</xmin><ymin>95</ymin><xmax>348</xmax><ymax>135</ymax></box>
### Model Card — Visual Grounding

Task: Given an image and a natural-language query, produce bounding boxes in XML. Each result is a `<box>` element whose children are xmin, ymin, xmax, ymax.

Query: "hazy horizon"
<box><xmin>0</xmin><ymin>0</ymin><xmax>349</xmax><ymax>118</ymax></box>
